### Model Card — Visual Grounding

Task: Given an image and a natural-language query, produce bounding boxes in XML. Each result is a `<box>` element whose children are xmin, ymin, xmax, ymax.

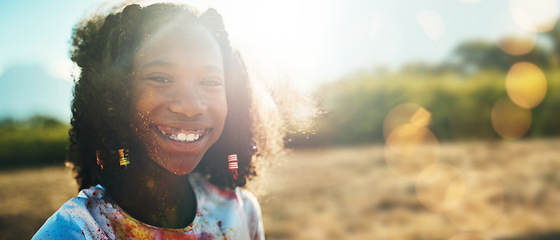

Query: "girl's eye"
<box><xmin>146</xmin><ymin>75</ymin><xmax>171</xmax><ymax>83</ymax></box>
<box><xmin>201</xmin><ymin>78</ymin><xmax>224</xmax><ymax>86</ymax></box>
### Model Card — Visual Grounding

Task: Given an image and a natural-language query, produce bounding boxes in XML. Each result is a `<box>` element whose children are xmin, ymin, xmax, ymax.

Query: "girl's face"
<box><xmin>129</xmin><ymin>24</ymin><xmax>228</xmax><ymax>175</ymax></box>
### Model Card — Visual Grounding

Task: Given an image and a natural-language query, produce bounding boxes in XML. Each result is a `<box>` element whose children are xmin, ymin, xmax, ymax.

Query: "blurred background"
<box><xmin>2</xmin><ymin>0</ymin><xmax>560</xmax><ymax>239</ymax></box>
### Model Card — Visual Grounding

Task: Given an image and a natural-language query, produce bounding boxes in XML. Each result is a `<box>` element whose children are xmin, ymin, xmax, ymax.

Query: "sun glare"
<box><xmin>152</xmin><ymin>0</ymin><xmax>335</xmax><ymax>92</ymax></box>
<box><xmin>509</xmin><ymin>0</ymin><xmax>559</xmax><ymax>32</ymax></box>
<box><xmin>218</xmin><ymin>0</ymin><xmax>335</xmax><ymax>90</ymax></box>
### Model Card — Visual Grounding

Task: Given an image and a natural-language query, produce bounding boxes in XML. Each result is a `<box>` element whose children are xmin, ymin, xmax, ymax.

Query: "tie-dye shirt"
<box><xmin>33</xmin><ymin>173</ymin><xmax>264</xmax><ymax>240</ymax></box>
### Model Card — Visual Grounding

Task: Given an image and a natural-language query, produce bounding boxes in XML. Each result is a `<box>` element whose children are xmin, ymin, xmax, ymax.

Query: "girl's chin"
<box><xmin>150</xmin><ymin>154</ymin><xmax>201</xmax><ymax>175</ymax></box>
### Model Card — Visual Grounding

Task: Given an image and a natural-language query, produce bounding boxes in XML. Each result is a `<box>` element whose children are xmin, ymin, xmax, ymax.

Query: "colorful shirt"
<box><xmin>33</xmin><ymin>173</ymin><xmax>264</xmax><ymax>239</ymax></box>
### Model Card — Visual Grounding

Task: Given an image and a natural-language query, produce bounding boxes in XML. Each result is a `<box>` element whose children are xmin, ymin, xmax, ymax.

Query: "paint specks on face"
<box><xmin>146</xmin><ymin>178</ymin><xmax>155</xmax><ymax>189</ymax></box>
<box><xmin>129</xmin><ymin>24</ymin><xmax>227</xmax><ymax>176</ymax></box>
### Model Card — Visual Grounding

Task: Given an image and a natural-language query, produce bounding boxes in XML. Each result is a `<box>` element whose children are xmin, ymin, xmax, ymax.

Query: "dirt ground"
<box><xmin>2</xmin><ymin>139</ymin><xmax>560</xmax><ymax>240</ymax></box>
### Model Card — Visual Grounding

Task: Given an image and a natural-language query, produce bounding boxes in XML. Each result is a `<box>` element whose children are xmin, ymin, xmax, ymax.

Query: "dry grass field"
<box><xmin>2</xmin><ymin>139</ymin><xmax>560</xmax><ymax>240</ymax></box>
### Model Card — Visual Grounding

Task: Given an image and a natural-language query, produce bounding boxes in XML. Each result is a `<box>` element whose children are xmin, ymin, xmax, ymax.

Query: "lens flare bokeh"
<box><xmin>491</xmin><ymin>97</ymin><xmax>532</xmax><ymax>140</ymax></box>
<box><xmin>415</xmin><ymin>10</ymin><xmax>445</xmax><ymax>41</ymax></box>
<box><xmin>509</xmin><ymin>0</ymin><xmax>559</xmax><ymax>32</ymax></box>
<box><xmin>506</xmin><ymin>62</ymin><xmax>547</xmax><ymax>109</ymax></box>
<box><xmin>415</xmin><ymin>163</ymin><xmax>464</xmax><ymax>213</ymax></box>
<box><xmin>383</xmin><ymin>103</ymin><xmax>431</xmax><ymax>140</ymax></box>
<box><xmin>385</xmin><ymin>123</ymin><xmax>439</xmax><ymax>178</ymax></box>
<box><xmin>497</xmin><ymin>35</ymin><xmax>536</xmax><ymax>56</ymax></box>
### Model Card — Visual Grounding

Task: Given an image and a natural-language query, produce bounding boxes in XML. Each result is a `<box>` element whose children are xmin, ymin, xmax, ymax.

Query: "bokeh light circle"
<box><xmin>415</xmin><ymin>163</ymin><xmax>465</xmax><ymax>213</ymax></box>
<box><xmin>509</xmin><ymin>0</ymin><xmax>559</xmax><ymax>32</ymax></box>
<box><xmin>449</xmin><ymin>98</ymin><xmax>494</xmax><ymax>141</ymax></box>
<box><xmin>383</xmin><ymin>103</ymin><xmax>431</xmax><ymax>140</ymax></box>
<box><xmin>491</xmin><ymin>97</ymin><xmax>532</xmax><ymax>140</ymax></box>
<box><xmin>416</xmin><ymin>10</ymin><xmax>446</xmax><ymax>41</ymax></box>
<box><xmin>506</xmin><ymin>62</ymin><xmax>547</xmax><ymax>109</ymax></box>
<box><xmin>385</xmin><ymin>124</ymin><xmax>439</xmax><ymax>178</ymax></box>
<box><xmin>444</xmin><ymin>171</ymin><xmax>505</xmax><ymax>232</ymax></box>
<box><xmin>497</xmin><ymin>35</ymin><xmax>536</xmax><ymax>56</ymax></box>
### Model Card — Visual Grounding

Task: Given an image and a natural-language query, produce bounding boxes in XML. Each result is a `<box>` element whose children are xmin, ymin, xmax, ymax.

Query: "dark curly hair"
<box><xmin>68</xmin><ymin>3</ymin><xmax>284</xmax><ymax>191</ymax></box>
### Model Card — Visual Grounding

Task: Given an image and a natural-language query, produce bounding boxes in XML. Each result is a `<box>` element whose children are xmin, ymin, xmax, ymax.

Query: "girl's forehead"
<box><xmin>139</xmin><ymin>23</ymin><xmax>213</xmax><ymax>50</ymax></box>
<box><xmin>134</xmin><ymin>24</ymin><xmax>223</xmax><ymax>69</ymax></box>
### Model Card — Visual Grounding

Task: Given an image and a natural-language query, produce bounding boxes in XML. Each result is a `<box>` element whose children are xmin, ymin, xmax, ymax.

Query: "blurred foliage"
<box><xmin>287</xmin><ymin>69</ymin><xmax>560</xmax><ymax>147</ymax></box>
<box><xmin>0</xmin><ymin>116</ymin><xmax>69</xmax><ymax>167</ymax></box>
<box><xmin>287</xmin><ymin>25</ymin><xmax>560</xmax><ymax>148</ymax></box>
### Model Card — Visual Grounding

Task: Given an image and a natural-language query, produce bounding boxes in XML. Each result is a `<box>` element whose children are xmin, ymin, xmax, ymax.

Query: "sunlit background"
<box><xmin>2</xmin><ymin>0</ymin><xmax>560</xmax><ymax>239</ymax></box>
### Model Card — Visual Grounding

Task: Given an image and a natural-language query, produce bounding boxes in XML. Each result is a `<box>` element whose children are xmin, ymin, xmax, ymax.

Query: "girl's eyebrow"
<box><xmin>204</xmin><ymin>65</ymin><xmax>224</xmax><ymax>74</ymax></box>
<box><xmin>141</xmin><ymin>60</ymin><xmax>172</xmax><ymax>69</ymax></box>
<box><xmin>140</xmin><ymin>60</ymin><xmax>224</xmax><ymax>74</ymax></box>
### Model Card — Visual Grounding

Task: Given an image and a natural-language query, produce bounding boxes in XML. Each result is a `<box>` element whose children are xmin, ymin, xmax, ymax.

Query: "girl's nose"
<box><xmin>168</xmin><ymin>85</ymin><xmax>207</xmax><ymax>118</ymax></box>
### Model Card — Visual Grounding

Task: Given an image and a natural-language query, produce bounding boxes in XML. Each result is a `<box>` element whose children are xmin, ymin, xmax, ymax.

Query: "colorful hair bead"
<box><xmin>118</xmin><ymin>148</ymin><xmax>130</xmax><ymax>166</ymax></box>
<box><xmin>228</xmin><ymin>154</ymin><xmax>238</xmax><ymax>180</ymax></box>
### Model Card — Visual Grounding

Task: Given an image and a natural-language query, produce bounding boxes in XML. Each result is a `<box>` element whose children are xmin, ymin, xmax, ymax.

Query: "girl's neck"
<box><xmin>109</xmin><ymin>155</ymin><xmax>197</xmax><ymax>229</ymax></box>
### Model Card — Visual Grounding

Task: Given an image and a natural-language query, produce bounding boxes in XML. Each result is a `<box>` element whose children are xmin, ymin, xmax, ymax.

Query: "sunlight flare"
<box><xmin>506</xmin><ymin>62</ymin><xmax>547</xmax><ymax>109</ymax></box>
<box><xmin>497</xmin><ymin>35</ymin><xmax>536</xmax><ymax>56</ymax></box>
<box><xmin>385</xmin><ymin>124</ymin><xmax>439</xmax><ymax>178</ymax></box>
<box><xmin>491</xmin><ymin>97</ymin><xmax>532</xmax><ymax>140</ymax></box>
<box><xmin>383</xmin><ymin>103</ymin><xmax>431</xmax><ymax>140</ymax></box>
<box><xmin>509</xmin><ymin>0</ymin><xmax>559</xmax><ymax>32</ymax></box>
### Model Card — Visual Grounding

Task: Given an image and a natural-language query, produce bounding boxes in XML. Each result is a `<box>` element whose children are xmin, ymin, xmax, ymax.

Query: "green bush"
<box><xmin>0</xmin><ymin>116</ymin><xmax>69</xmax><ymax>167</ymax></box>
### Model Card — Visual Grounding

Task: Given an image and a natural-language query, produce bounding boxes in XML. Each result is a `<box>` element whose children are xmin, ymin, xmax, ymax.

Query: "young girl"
<box><xmin>34</xmin><ymin>2</ymin><xmax>284</xmax><ymax>239</ymax></box>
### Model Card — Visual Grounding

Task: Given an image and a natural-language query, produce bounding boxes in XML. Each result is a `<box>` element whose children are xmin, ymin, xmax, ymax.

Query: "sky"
<box><xmin>0</xmin><ymin>0</ymin><xmax>558</xmax><ymax>121</ymax></box>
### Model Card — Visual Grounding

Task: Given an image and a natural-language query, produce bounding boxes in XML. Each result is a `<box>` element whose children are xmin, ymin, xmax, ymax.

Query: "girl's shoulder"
<box><xmin>189</xmin><ymin>172</ymin><xmax>262</xmax><ymax>215</ymax></box>
<box><xmin>32</xmin><ymin>185</ymin><xmax>111</xmax><ymax>239</ymax></box>
<box><xmin>235</xmin><ymin>188</ymin><xmax>264</xmax><ymax>239</ymax></box>
<box><xmin>189</xmin><ymin>173</ymin><xmax>264</xmax><ymax>239</ymax></box>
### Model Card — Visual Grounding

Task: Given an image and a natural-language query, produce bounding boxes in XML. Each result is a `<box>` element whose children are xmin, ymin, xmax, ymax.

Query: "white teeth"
<box><xmin>186</xmin><ymin>133</ymin><xmax>195</xmax><ymax>141</ymax></box>
<box><xmin>159</xmin><ymin>128</ymin><xmax>204</xmax><ymax>143</ymax></box>
<box><xmin>177</xmin><ymin>133</ymin><xmax>187</xmax><ymax>141</ymax></box>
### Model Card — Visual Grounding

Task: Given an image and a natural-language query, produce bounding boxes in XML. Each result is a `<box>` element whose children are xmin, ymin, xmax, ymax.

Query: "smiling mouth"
<box><xmin>156</xmin><ymin>125</ymin><xmax>209</xmax><ymax>143</ymax></box>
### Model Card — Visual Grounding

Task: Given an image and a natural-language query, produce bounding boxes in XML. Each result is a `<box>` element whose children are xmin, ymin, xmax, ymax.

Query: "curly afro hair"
<box><xmin>68</xmin><ymin>3</ymin><xmax>284</xmax><ymax>191</ymax></box>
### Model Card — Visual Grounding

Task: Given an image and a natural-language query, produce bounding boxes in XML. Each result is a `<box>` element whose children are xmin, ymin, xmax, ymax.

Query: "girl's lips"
<box><xmin>151</xmin><ymin>125</ymin><xmax>212</xmax><ymax>154</ymax></box>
